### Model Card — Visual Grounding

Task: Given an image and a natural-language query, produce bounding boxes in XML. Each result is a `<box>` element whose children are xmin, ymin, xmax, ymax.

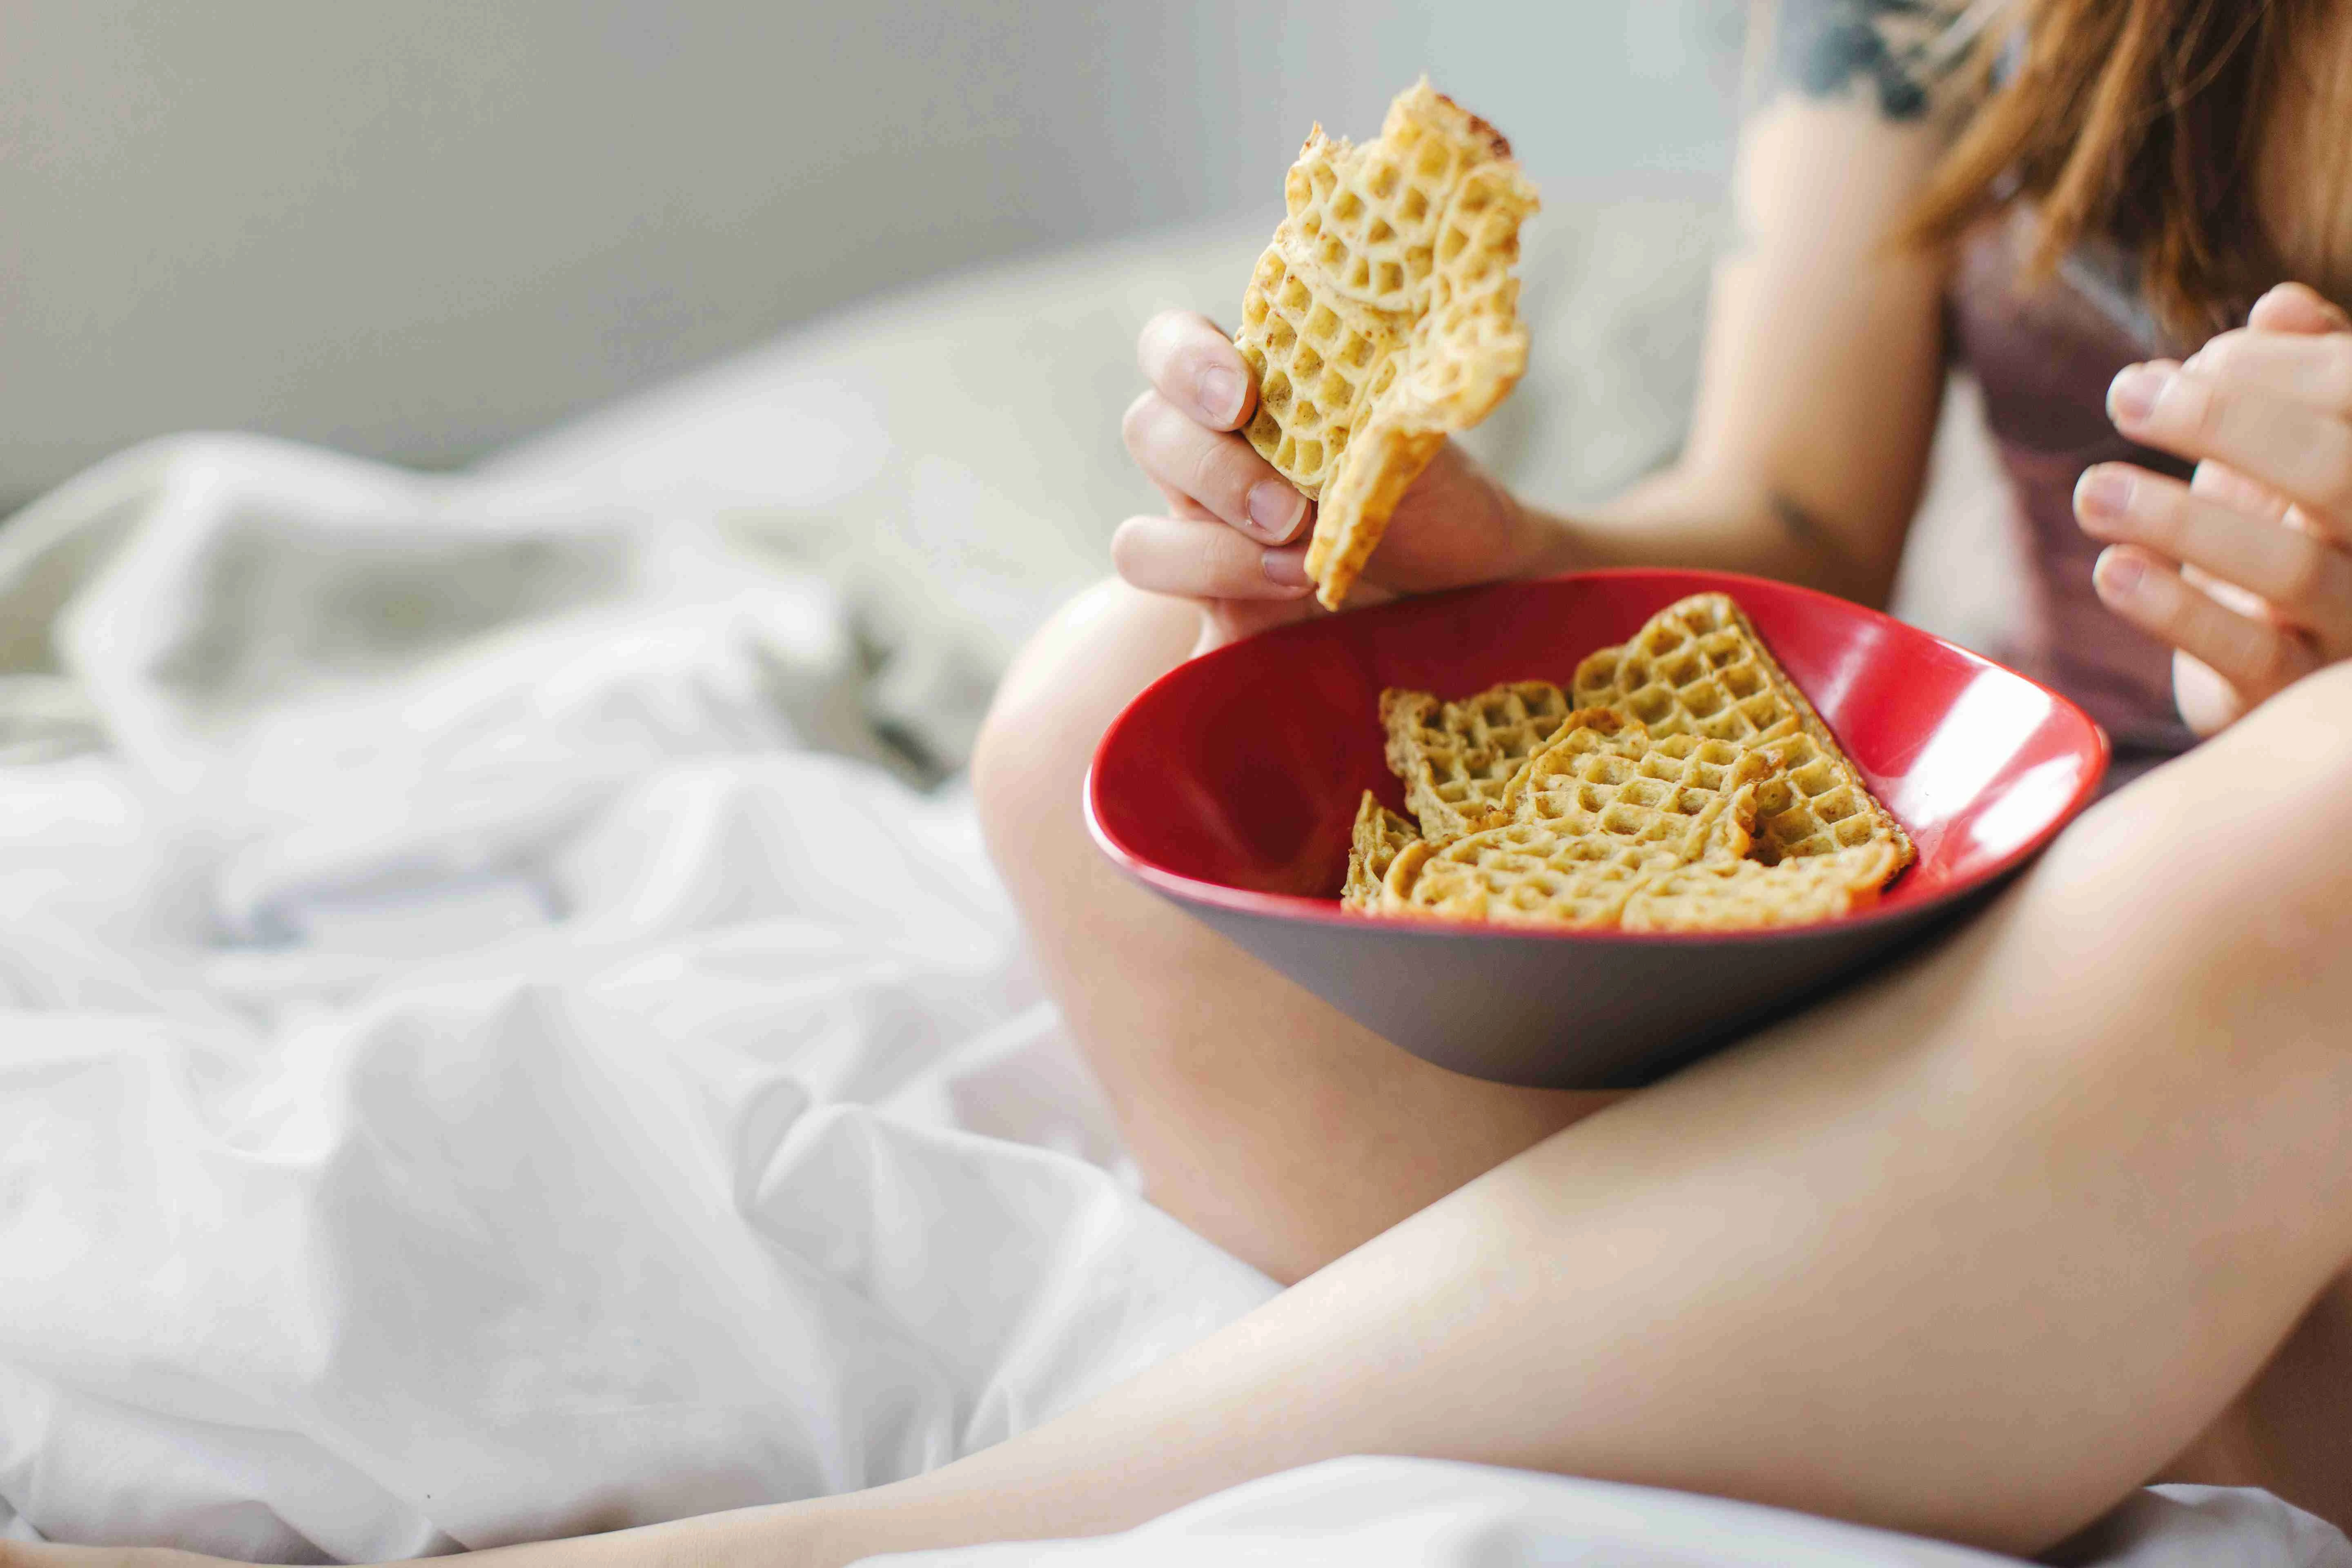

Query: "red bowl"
<box><xmin>1086</xmin><ymin>570</ymin><xmax>2109</xmax><ymax>1088</ymax></box>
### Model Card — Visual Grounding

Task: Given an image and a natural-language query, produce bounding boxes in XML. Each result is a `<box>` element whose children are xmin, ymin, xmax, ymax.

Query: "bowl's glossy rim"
<box><xmin>1084</xmin><ymin>568</ymin><xmax>2113</xmax><ymax>947</ymax></box>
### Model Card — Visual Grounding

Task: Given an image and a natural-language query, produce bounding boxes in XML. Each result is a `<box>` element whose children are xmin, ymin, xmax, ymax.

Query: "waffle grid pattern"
<box><xmin>1381</xmin><ymin>681</ymin><xmax>1575</xmax><ymax>842</ymax></box>
<box><xmin>1385</xmin><ymin>713</ymin><xmax>1783</xmax><ymax>927</ymax></box>
<box><xmin>1492</xmin><ymin>711</ymin><xmax>1771</xmax><ymax>864</ymax></box>
<box><xmin>1342</xmin><ymin>791</ymin><xmax>1421</xmax><ymax>911</ymax></box>
<box><xmin>1351</xmin><ymin>594</ymin><xmax>1911</xmax><ymax>931</ymax></box>
<box><xmin>1570</xmin><ymin>594</ymin><xmax>1913</xmax><ymax>868</ymax></box>
<box><xmin>1622</xmin><ymin>843</ymin><xmax>1907</xmax><ymax>932</ymax></box>
<box><xmin>1235</xmin><ymin>78</ymin><xmax>1537</xmax><ymax>610</ymax></box>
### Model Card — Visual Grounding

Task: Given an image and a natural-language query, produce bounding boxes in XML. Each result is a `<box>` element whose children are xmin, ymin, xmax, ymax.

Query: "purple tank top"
<box><xmin>1946</xmin><ymin>206</ymin><xmax>2198</xmax><ymax>759</ymax></box>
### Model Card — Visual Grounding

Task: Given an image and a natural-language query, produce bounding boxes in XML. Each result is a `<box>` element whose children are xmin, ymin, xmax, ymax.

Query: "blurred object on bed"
<box><xmin>481</xmin><ymin>183</ymin><xmax>1731</xmax><ymax>772</ymax></box>
<box><xmin>479</xmin><ymin>180</ymin><xmax>2014</xmax><ymax>775</ymax></box>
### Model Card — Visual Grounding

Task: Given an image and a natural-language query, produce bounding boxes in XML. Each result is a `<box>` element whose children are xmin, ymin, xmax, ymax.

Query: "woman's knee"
<box><xmin>972</xmin><ymin>579</ymin><xmax>1201</xmax><ymax>865</ymax></box>
<box><xmin>2049</xmin><ymin>662</ymin><xmax>2352</xmax><ymax>981</ymax></box>
<box><xmin>1971</xmin><ymin>666</ymin><xmax>2352</xmax><ymax>1245</ymax></box>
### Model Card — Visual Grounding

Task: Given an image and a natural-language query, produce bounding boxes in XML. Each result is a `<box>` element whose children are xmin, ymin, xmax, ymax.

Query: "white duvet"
<box><xmin>0</xmin><ymin>437</ymin><xmax>2340</xmax><ymax>1568</ymax></box>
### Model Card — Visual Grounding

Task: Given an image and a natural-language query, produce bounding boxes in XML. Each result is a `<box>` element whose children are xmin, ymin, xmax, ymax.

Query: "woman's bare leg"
<box><xmin>2156</xmin><ymin>1270</ymin><xmax>2352</xmax><ymax>1526</ymax></box>
<box><xmin>775</xmin><ymin>659</ymin><xmax>2352</xmax><ymax>1560</ymax></box>
<box><xmin>24</xmin><ymin>630</ymin><xmax>2352</xmax><ymax>1568</ymax></box>
<box><xmin>970</xmin><ymin>579</ymin><xmax>1619</xmax><ymax>1284</ymax></box>
<box><xmin>297</xmin><ymin>659</ymin><xmax>2352</xmax><ymax>1568</ymax></box>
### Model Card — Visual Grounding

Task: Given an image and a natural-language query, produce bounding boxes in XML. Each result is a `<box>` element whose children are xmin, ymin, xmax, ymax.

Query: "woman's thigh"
<box><xmin>973</xmin><ymin>580</ymin><xmax>1617</xmax><ymax>1284</ymax></box>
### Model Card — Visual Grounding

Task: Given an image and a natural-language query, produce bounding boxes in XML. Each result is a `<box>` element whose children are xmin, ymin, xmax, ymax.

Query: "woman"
<box><xmin>17</xmin><ymin>0</ymin><xmax>2352</xmax><ymax>1563</ymax></box>
<box><xmin>1006</xmin><ymin>0</ymin><xmax>2352</xmax><ymax>1273</ymax></box>
<box><xmin>1123</xmin><ymin>0</ymin><xmax>2352</xmax><ymax>753</ymax></box>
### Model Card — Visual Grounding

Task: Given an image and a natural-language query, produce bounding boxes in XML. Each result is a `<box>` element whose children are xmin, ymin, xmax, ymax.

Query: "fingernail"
<box><xmin>2096</xmin><ymin>550</ymin><xmax>2146</xmax><ymax>599</ymax></box>
<box><xmin>1246</xmin><ymin>481</ymin><xmax>1306</xmax><ymax>543</ymax></box>
<box><xmin>1198</xmin><ymin>366</ymin><xmax>1245</xmax><ymax>425</ymax></box>
<box><xmin>2108</xmin><ymin>365</ymin><xmax>2169</xmax><ymax>425</ymax></box>
<box><xmin>1262</xmin><ymin>546</ymin><xmax>1312</xmax><ymax>589</ymax></box>
<box><xmin>2271</xmin><ymin>282</ymin><xmax>2347</xmax><ymax>323</ymax></box>
<box><xmin>2076</xmin><ymin>466</ymin><xmax>2134</xmax><ymax>521</ymax></box>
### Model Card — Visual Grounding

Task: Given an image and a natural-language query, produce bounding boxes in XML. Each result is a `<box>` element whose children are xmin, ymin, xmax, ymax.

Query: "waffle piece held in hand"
<box><xmin>1570</xmin><ymin>593</ymin><xmax>1914</xmax><ymax>870</ymax></box>
<box><xmin>1234</xmin><ymin>78</ymin><xmax>1539</xmax><ymax>610</ymax></box>
<box><xmin>1342</xmin><ymin>792</ymin><xmax>1421</xmax><ymax>911</ymax></box>
<box><xmin>1379</xmin><ymin>712</ymin><xmax>1778</xmax><ymax>926</ymax></box>
<box><xmin>1380</xmin><ymin>680</ymin><xmax>1574</xmax><ymax>843</ymax></box>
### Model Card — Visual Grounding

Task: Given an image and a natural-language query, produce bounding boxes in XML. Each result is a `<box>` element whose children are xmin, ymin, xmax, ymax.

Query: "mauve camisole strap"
<box><xmin>1946</xmin><ymin>206</ymin><xmax>2200</xmax><ymax>760</ymax></box>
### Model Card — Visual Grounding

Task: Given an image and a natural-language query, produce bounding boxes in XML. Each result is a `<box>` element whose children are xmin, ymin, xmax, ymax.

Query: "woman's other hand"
<box><xmin>1116</xmin><ymin>310</ymin><xmax>1541</xmax><ymax>650</ymax></box>
<box><xmin>2076</xmin><ymin>282</ymin><xmax>2352</xmax><ymax>735</ymax></box>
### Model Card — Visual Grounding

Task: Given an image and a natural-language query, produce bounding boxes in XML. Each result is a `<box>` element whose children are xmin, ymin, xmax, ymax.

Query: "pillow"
<box><xmin>482</xmin><ymin>183</ymin><xmax>1728</xmax><ymax>771</ymax></box>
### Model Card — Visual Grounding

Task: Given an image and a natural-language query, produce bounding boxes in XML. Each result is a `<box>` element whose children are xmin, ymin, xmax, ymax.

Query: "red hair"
<box><xmin>1904</xmin><ymin>0</ymin><xmax>2321</xmax><ymax>336</ymax></box>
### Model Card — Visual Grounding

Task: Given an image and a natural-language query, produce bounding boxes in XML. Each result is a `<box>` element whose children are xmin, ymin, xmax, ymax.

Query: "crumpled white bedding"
<box><xmin>0</xmin><ymin>436</ymin><xmax>2343</xmax><ymax>1568</ymax></box>
<box><xmin>0</xmin><ymin>435</ymin><xmax>1275</xmax><ymax>1559</ymax></box>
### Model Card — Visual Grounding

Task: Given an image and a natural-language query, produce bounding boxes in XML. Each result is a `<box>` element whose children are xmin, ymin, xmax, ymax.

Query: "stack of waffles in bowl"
<box><xmin>1345</xmin><ymin>593</ymin><xmax>1914</xmax><ymax>931</ymax></box>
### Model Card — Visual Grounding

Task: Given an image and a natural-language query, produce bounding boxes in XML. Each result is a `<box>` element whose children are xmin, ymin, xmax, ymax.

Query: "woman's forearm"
<box><xmin>1512</xmin><ymin>462</ymin><xmax>1910</xmax><ymax>608</ymax></box>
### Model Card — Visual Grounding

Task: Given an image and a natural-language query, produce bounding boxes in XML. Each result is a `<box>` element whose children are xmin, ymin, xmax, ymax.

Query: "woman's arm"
<box><xmin>1532</xmin><ymin>79</ymin><xmax>1956</xmax><ymax>607</ymax></box>
<box><xmin>1117</xmin><ymin>0</ymin><xmax>1958</xmax><ymax>630</ymax></box>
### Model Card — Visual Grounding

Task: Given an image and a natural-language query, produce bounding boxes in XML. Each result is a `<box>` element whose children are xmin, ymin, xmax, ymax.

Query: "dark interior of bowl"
<box><xmin>1088</xmin><ymin>570</ymin><xmax>2108</xmax><ymax>1087</ymax></box>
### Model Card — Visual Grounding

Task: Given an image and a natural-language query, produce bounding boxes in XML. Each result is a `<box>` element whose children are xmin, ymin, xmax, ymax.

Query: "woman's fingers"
<box><xmin>2107</xmin><ymin>360</ymin><xmax>2352</xmax><ymax>526</ymax></box>
<box><xmin>2188</xmin><ymin>460</ymin><xmax>2294</xmax><ymax>526</ymax></box>
<box><xmin>2177</xmin><ymin>329</ymin><xmax>2352</xmax><ymax>415</ymax></box>
<box><xmin>1112</xmin><ymin>513</ymin><xmax>1316</xmax><ymax>601</ymax></box>
<box><xmin>2245</xmin><ymin>281</ymin><xmax>2352</xmax><ymax>335</ymax></box>
<box><xmin>2091</xmin><ymin>545</ymin><xmax>2321</xmax><ymax>701</ymax></box>
<box><xmin>1122</xmin><ymin>391</ymin><xmax>1312</xmax><ymax>544</ymax></box>
<box><xmin>1136</xmin><ymin>310</ymin><xmax>1257</xmax><ymax>432</ymax></box>
<box><xmin>1125</xmin><ymin>311</ymin><xmax>1330</xmax><ymax>616</ymax></box>
<box><xmin>2074</xmin><ymin>463</ymin><xmax>2352</xmax><ymax>644</ymax></box>
<box><xmin>2096</xmin><ymin>283</ymin><xmax>2352</xmax><ymax>733</ymax></box>
<box><xmin>2170</xmin><ymin>649</ymin><xmax>2248</xmax><ymax>736</ymax></box>
<box><xmin>1196</xmin><ymin>598</ymin><xmax>1330</xmax><ymax>654</ymax></box>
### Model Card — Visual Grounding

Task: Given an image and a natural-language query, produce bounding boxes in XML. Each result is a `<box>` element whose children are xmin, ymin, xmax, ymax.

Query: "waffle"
<box><xmin>1379</xmin><ymin>713</ymin><xmax>1780</xmax><ymax>924</ymax></box>
<box><xmin>1234</xmin><ymin>78</ymin><xmax>1539</xmax><ymax>610</ymax></box>
<box><xmin>1492</xmin><ymin>710</ymin><xmax>1775</xmax><ymax>863</ymax></box>
<box><xmin>1340</xmin><ymin>592</ymin><xmax>1912</xmax><ymax>933</ymax></box>
<box><xmin>1571</xmin><ymin>594</ymin><xmax>1913</xmax><ymax>870</ymax></box>
<box><xmin>1379</xmin><ymin>823</ymin><xmax>1656</xmax><ymax>929</ymax></box>
<box><xmin>1342</xmin><ymin>791</ymin><xmax>1421</xmax><ymax>911</ymax></box>
<box><xmin>1621</xmin><ymin>843</ymin><xmax>1905</xmax><ymax>932</ymax></box>
<box><xmin>1380</xmin><ymin>680</ymin><xmax>1575</xmax><ymax>842</ymax></box>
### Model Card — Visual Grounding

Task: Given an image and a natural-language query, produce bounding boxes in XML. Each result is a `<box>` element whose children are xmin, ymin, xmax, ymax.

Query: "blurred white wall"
<box><xmin>0</xmin><ymin>1</ymin><xmax>1742</xmax><ymax>506</ymax></box>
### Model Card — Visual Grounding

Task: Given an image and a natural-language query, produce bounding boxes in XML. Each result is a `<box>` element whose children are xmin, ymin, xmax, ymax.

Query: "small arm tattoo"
<box><xmin>1770</xmin><ymin>490</ymin><xmax>1828</xmax><ymax>548</ymax></box>
<box><xmin>1773</xmin><ymin>0</ymin><xmax>1964</xmax><ymax>121</ymax></box>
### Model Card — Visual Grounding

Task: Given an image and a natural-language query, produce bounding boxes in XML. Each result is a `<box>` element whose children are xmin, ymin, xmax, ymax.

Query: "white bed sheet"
<box><xmin>0</xmin><ymin>436</ymin><xmax>1275</xmax><ymax>1558</ymax></box>
<box><xmin>0</xmin><ymin>432</ymin><xmax>2341</xmax><ymax>1565</ymax></box>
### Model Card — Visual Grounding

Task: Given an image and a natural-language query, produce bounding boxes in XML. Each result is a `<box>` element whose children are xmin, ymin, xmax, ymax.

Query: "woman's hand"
<box><xmin>2075</xmin><ymin>282</ymin><xmax>2352</xmax><ymax>735</ymax></box>
<box><xmin>1118</xmin><ymin>310</ymin><xmax>1545</xmax><ymax>649</ymax></box>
